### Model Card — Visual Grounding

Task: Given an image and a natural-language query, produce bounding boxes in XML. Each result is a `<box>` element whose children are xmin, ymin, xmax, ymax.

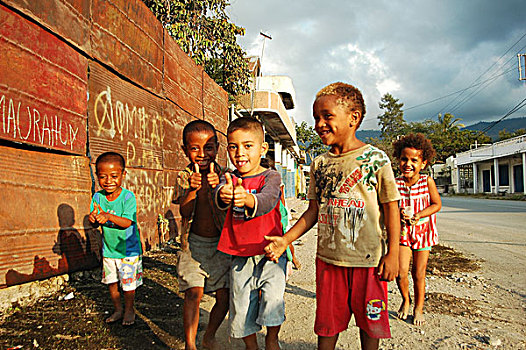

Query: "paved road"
<box><xmin>438</xmin><ymin>196</ymin><xmax>526</xmax><ymax>295</ymax></box>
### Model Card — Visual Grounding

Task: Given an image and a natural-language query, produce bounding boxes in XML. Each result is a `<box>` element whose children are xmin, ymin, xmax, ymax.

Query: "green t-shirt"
<box><xmin>90</xmin><ymin>188</ymin><xmax>141</xmax><ymax>259</ymax></box>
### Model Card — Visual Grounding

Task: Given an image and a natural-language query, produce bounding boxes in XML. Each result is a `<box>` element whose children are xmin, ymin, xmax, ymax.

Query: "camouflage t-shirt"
<box><xmin>307</xmin><ymin>145</ymin><xmax>400</xmax><ymax>267</ymax></box>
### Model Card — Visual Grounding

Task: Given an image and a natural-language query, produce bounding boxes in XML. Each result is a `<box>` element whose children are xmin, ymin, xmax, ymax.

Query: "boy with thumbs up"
<box><xmin>89</xmin><ymin>152</ymin><xmax>142</xmax><ymax>326</ymax></box>
<box><xmin>216</xmin><ymin>117</ymin><xmax>285</xmax><ymax>350</ymax></box>
<box><xmin>173</xmin><ymin>120</ymin><xmax>230</xmax><ymax>350</ymax></box>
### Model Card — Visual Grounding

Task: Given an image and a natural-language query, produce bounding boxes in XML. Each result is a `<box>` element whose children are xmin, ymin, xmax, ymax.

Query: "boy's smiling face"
<box><xmin>227</xmin><ymin>128</ymin><xmax>268</xmax><ymax>176</ymax></box>
<box><xmin>96</xmin><ymin>161</ymin><xmax>125</xmax><ymax>198</ymax></box>
<box><xmin>313</xmin><ymin>95</ymin><xmax>361</xmax><ymax>152</ymax></box>
<box><xmin>182</xmin><ymin>130</ymin><xmax>218</xmax><ymax>171</ymax></box>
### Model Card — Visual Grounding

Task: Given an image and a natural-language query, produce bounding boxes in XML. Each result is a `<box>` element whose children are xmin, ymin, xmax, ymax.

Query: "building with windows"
<box><xmin>231</xmin><ymin>57</ymin><xmax>305</xmax><ymax>198</ymax></box>
<box><xmin>453</xmin><ymin>135</ymin><xmax>526</xmax><ymax>194</ymax></box>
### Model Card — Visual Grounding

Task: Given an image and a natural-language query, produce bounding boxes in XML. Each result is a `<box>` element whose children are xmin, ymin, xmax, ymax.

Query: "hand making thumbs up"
<box><xmin>189</xmin><ymin>163</ymin><xmax>202</xmax><ymax>191</ymax></box>
<box><xmin>94</xmin><ymin>202</ymin><xmax>111</xmax><ymax>225</ymax></box>
<box><xmin>89</xmin><ymin>202</ymin><xmax>100</xmax><ymax>224</ymax></box>
<box><xmin>219</xmin><ymin>172</ymin><xmax>234</xmax><ymax>205</ymax></box>
<box><xmin>233</xmin><ymin>177</ymin><xmax>247</xmax><ymax>208</ymax></box>
<box><xmin>207</xmin><ymin>162</ymin><xmax>219</xmax><ymax>188</ymax></box>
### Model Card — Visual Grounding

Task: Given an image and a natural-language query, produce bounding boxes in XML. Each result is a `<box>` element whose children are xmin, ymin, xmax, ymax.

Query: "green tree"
<box><xmin>438</xmin><ymin>113</ymin><xmax>464</xmax><ymax>133</ymax></box>
<box><xmin>296</xmin><ymin>121</ymin><xmax>328</xmax><ymax>163</ymax></box>
<box><xmin>378</xmin><ymin>93</ymin><xmax>407</xmax><ymax>141</ymax></box>
<box><xmin>415</xmin><ymin>115</ymin><xmax>490</xmax><ymax>163</ymax></box>
<box><xmin>498</xmin><ymin>128</ymin><xmax>526</xmax><ymax>141</ymax></box>
<box><xmin>142</xmin><ymin>0</ymin><xmax>251</xmax><ymax>97</ymax></box>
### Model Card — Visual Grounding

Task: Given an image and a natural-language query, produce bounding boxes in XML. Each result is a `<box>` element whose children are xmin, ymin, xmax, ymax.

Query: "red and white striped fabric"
<box><xmin>396</xmin><ymin>175</ymin><xmax>438</xmax><ymax>250</ymax></box>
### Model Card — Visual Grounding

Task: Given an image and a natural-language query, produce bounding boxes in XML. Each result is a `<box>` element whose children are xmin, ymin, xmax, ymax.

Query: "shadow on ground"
<box><xmin>0</xmin><ymin>245</ymin><xmax>197</xmax><ymax>350</ymax></box>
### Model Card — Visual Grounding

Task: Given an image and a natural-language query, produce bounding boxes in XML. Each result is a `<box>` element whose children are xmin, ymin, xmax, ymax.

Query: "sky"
<box><xmin>226</xmin><ymin>0</ymin><xmax>526</xmax><ymax>130</ymax></box>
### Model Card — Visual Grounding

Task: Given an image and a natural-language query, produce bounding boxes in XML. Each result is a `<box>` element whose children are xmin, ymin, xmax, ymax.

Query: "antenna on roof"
<box><xmin>259</xmin><ymin>31</ymin><xmax>272</xmax><ymax>78</ymax></box>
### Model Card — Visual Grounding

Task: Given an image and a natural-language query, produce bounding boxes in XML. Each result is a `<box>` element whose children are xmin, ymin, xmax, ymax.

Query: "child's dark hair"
<box><xmin>227</xmin><ymin>116</ymin><xmax>264</xmax><ymax>140</ymax></box>
<box><xmin>260</xmin><ymin>157</ymin><xmax>276</xmax><ymax>170</ymax></box>
<box><xmin>96</xmin><ymin>152</ymin><xmax>126</xmax><ymax>170</ymax></box>
<box><xmin>316</xmin><ymin>82</ymin><xmax>366</xmax><ymax>128</ymax></box>
<box><xmin>182</xmin><ymin>119</ymin><xmax>218</xmax><ymax>145</ymax></box>
<box><xmin>392</xmin><ymin>133</ymin><xmax>436</xmax><ymax>165</ymax></box>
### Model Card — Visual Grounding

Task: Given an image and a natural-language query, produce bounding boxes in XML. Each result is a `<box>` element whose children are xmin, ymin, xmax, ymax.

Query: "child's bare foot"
<box><xmin>105</xmin><ymin>310</ymin><xmax>123</xmax><ymax>324</ymax></box>
<box><xmin>397</xmin><ymin>299</ymin><xmax>411</xmax><ymax>320</ymax></box>
<box><xmin>122</xmin><ymin>310</ymin><xmax>135</xmax><ymax>326</ymax></box>
<box><xmin>413</xmin><ymin>308</ymin><xmax>425</xmax><ymax>326</ymax></box>
<box><xmin>265</xmin><ymin>339</ymin><xmax>281</xmax><ymax>350</ymax></box>
<box><xmin>201</xmin><ymin>336</ymin><xmax>218</xmax><ymax>350</ymax></box>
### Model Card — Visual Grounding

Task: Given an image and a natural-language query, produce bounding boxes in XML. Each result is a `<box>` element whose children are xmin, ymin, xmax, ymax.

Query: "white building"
<box><xmin>233</xmin><ymin>61</ymin><xmax>305</xmax><ymax>197</ymax></box>
<box><xmin>453</xmin><ymin>135</ymin><xmax>526</xmax><ymax>194</ymax></box>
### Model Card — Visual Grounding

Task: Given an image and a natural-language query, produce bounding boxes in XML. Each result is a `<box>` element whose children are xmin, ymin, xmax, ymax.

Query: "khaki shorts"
<box><xmin>102</xmin><ymin>256</ymin><xmax>143</xmax><ymax>292</ymax></box>
<box><xmin>176</xmin><ymin>234</ymin><xmax>231</xmax><ymax>293</ymax></box>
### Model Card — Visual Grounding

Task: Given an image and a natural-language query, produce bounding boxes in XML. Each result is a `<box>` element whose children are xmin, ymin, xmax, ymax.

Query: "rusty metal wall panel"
<box><xmin>162</xmin><ymin>100</ymin><xmax>194</xmax><ymax>170</ymax></box>
<box><xmin>2</xmin><ymin>0</ymin><xmax>91</xmax><ymax>53</ymax></box>
<box><xmin>88</xmin><ymin>61</ymin><xmax>163</xmax><ymax>170</ymax></box>
<box><xmin>90</xmin><ymin>0</ymin><xmax>163</xmax><ymax>95</ymax></box>
<box><xmin>123</xmin><ymin>168</ymin><xmax>164</xmax><ymax>250</ymax></box>
<box><xmin>203</xmin><ymin>71</ymin><xmax>228</xmax><ymax>127</ymax></box>
<box><xmin>0</xmin><ymin>145</ymin><xmax>99</xmax><ymax>287</ymax></box>
<box><xmin>162</xmin><ymin>169</ymin><xmax>180</xmax><ymax>242</ymax></box>
<box><xmin>163</xmin><ymin>29</ymin><xmax>203</xmax><ymax>118</ymax></box>
<box><xmin>203</xmin><ymin>73</ymin><xmax>229</xmax><ymax>166</ymax></box>
<box><xmin>0</xmin><ymin>5</ymin><xmax>88</xmax><ymax>154</ymax></box>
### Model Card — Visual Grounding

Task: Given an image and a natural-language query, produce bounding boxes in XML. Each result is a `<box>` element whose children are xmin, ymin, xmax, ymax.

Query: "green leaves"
<box><xmin>296</xmin><ymin>122</ymin><xmax>329</xmax><ymax>162</ymax></box>
<box><xmin>142</xmin><ymin>0</ymin><xmax>251</xmax><ymax>97</ymax></box>
<box><xmin>373</xmin><ymin>93</ymin><xmax>491</xmax><ymax>163</ymax></box>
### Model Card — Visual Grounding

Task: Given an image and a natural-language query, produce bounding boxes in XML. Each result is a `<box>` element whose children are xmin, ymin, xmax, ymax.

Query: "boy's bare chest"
<box><xmin>191</xmin><ymin>185</ymin><xmax>218</xmax><ymax>236</ymax></box>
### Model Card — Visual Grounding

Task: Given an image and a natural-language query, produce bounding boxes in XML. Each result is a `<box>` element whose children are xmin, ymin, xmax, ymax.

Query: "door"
<box><xmin>513</xmin><ymin>165</ymin><xmax>524</xmax><ymax>193</ymax></box>
<box><xmin>482</xmin><ymin>170</ymin><xmax>491</xmax><ymax>192</ymax></box>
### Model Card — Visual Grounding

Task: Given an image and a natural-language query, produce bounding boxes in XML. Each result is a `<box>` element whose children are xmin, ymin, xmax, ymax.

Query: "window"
<box><xmin>499</xmin><ymin>164</ymin><xmax>509</xmax><ymax>186</ymax></box>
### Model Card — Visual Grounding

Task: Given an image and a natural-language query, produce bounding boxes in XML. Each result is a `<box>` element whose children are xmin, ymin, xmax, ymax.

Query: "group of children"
<box><xmin>89</xmin><ymin>82</ymin><xmax>441</xmax><ymax>350</ymax></box>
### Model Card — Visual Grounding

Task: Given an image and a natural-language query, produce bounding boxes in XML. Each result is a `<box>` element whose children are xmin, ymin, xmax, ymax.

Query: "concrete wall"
<box><xmin>0</xmin><ymin>0</ymin><xmax>229</xmax><ymax>287</ymax></box>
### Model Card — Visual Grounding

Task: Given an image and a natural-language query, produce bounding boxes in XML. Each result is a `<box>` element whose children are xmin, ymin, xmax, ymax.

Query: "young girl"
<box><xmin>393</xmin><ymin>133</ymin><xmax>442</xmax><ymax>326</ymax></box>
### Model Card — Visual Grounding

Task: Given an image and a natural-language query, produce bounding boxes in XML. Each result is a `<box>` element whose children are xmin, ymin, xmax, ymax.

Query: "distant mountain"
<box><xmin>462</xmin><ymin>117</ymin><xmax>526</xmax><ymax>140</ymax></box>
<box><xmin>355</xmin><ymin>117</ymin><xmax>526</xmax><ymax>141</ymax></box>
<box><xmin>356</xmin><ymin>129</ymin><xmax>381</xmax><ymax>140</ymax></box>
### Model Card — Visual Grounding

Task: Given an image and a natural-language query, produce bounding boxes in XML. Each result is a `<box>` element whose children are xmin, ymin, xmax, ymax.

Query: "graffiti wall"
<box><xmin>0</xmin><ymin>0</ymin><xmax>228</xmax><ymax>287</ymax></box>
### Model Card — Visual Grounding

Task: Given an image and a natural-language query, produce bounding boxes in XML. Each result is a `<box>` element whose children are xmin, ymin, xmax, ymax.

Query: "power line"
<box><xmin>480</xmin><ymin>97</ymin><xmax>526</xmax><ymax>134</ymax></box>
<box><xmin>448</xmin><ymin>44</ymin><xmax>526</xmax><ymax>114</ymax></box>
<box><xmin>448</xmin><ymin>65</ymin><xmax>517</xmax><ymax>114</ymax></box>
<box><xmin>404</xmin><ymin>67</ymin><xmax>515</xmax><ymax>111</ymax></box>
<box><xmin>434</xmin><ymin>32</ymin><xmax>526</xmax><ymax>116</ymax></box>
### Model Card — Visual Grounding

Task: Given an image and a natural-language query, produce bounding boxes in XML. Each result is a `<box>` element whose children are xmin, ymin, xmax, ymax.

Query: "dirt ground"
<box><xmin>1</xmin><ymin>198</ymin><xmax>525</xmax><ymax>349</ymax></box>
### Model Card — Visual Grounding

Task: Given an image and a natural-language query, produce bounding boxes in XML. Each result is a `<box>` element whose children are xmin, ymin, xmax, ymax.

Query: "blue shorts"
<box><xmin>229</xmin><ymin>254</ymin><xmax>287</xmax><ymax>338</ymax></box>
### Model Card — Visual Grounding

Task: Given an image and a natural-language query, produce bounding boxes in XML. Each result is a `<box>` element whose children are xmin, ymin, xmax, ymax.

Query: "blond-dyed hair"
<box><xmin>316</xmin><ymin>82</ymin><xmax>366</xmax><ymax>128</ymax></box>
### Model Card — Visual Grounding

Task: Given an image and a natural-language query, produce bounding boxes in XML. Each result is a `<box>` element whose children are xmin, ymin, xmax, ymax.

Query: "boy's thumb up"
<box><xmin>235</xmin><ymin>178</ymin><xmax>243</xmax><ymax>188</ymax></box>
<box><xmin>210</xmin><ymin>162</ymin><xmax>215</xmax><ymax>173</ymax></box>
<box><xmin>225</xmin><ymin>172</ymin><xmax>233</xmax><ymax>186</ymax></box>
<box><xmin>194</xmin><ymin>163</ymin><xmax>200</xmax><ymax>173</ymax></box>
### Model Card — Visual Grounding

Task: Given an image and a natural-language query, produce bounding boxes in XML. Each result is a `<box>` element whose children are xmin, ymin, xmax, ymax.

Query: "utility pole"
<box><xmin>251</xmin><ymin>31</ymin><xmax>272</xmax><ymax>116</ymax></box>
<box><xmin>518</xmin><ymin>53</ymin><xmax>526</xmax><ymax>81</ymax></box>
<box><xmin>259</xmin><ymin>31</ymin><xmax>272</xmax><ymax>79</ymax></box>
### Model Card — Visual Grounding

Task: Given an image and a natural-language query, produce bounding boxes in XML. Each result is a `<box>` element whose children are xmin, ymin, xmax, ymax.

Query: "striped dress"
<box><xmin>396</xmin><ymin>174</ymin><xmax>438</xmax><ymax>249</ymax></box>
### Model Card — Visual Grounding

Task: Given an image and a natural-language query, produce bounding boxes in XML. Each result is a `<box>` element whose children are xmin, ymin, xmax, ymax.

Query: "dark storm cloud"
<box><xmin>228</xmin><ymin>0</ymin><xmax>525</xmax><ymax>128</ymax></box>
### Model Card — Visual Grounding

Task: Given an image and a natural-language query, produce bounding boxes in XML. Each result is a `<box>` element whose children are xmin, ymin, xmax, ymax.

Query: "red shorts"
<box><xmin>314</xmin><ymin>258</ymin><xmax>391</xmax><ymax>339</ymax></box>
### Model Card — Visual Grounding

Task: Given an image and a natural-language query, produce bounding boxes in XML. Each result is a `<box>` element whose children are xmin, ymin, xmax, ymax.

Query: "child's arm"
<box><xmin>177</xmin><ymin>164</ymin><xmax>202</xmax><ymax>218</ymax></box>
<box><xmin>377</xmin><ymin>200</ymin><xmax>400</xmax><ymax>281</ymax></box>
<box><xmin>264</xmin><ymin>199</ymin><xmax>319</xmax><ymax>262</ymax></box>
<box><xmin>413</xmin><ymin>176</ymin><xmax>442</xmax><ymax>222</ymax></box>
<box><xmin>240</xmin><ymin>170</ymin><xmax>281</xmax><ymax>217</ymax></box>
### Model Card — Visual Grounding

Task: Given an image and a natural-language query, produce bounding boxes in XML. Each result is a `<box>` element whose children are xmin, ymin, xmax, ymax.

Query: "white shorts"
<box><xmin>102</xmin><ymin>256</ymin><xmax>143</xmax><ymax>291</ymax></box>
